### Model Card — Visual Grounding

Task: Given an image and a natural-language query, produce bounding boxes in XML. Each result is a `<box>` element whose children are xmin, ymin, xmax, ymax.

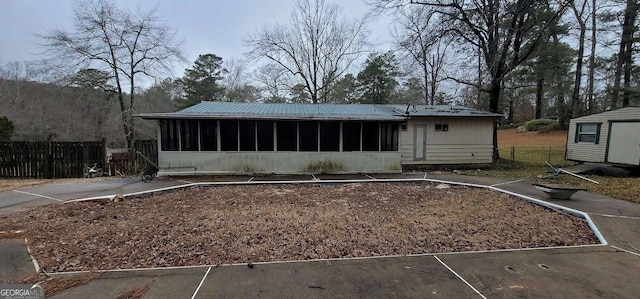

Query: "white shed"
<box><xmin>566</xmin><ymin>107</ymin><xmax>640</xmax><ymax>166</ymax></box>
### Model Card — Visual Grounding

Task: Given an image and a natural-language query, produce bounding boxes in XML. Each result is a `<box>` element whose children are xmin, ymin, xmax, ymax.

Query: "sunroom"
<box><xmin>139</xmin><ymin>102</ymin><xmax>404</xmax><ymax>175</ymax></box>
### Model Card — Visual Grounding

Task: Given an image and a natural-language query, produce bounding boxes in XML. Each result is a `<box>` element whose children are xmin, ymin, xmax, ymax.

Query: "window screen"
<box><xmin>200</xmin><ymin>120</ymin><xmax>217</xmax><ymax>151</ymax></box>
<box><xmin>362</xmin><ymin>122</ymin><xmax>379</xmax><ymax>151</ymax></box>
<box><xmin>220</xmin><ymin>120</ymin><xmax>239</xmax><ymax>151</ymax></box>
<box><xmin>160</xmin><ymin>119</ymin><xmax>179</xmax><ymax>151</ymax></box>
<box><xmin>381</xmin><ymin>123</ymin><xmax>398</xmax><ymax>151</ymax></box>
<box><xmin>299</xmin><ymin>122</ymin><xmax>318</xmax><ymax>151</ymax></box>
<box><xmin>320</xmin><ymin>122</ymin><xmax>340</xmax><ymax>151</ymax></box>
<box><xmin>343</xmin><ymin>122</ymin><xmax>361</xmax><ymax>151</ymax></box>
<box><xmin>277</xmin><ymin>121</ymin><xmax>297</xmax><ymax>151</ymax></box>
<box><xmin>257</xmin><ymin>121</ymin><xmax>274</xmax><ymax>151</ymax></box>
<box><xmin>239</xmin><ymin>121</ymin><xmax>256</xmax><ymax>151</ymax></box>
<box><xmin>180</xmin><ymin>120</ymin><xmax>199</xmax><ymax>151</ymax></box>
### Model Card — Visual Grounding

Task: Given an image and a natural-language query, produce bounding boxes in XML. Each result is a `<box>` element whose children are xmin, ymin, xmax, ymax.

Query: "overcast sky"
<box><xmin>0</xmin><ymin>0</ymin><xmax>394</xmax><ymax>79</ymax></box>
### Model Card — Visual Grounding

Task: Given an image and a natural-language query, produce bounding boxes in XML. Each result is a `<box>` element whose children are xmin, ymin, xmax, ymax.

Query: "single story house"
<box><xmin>566</xmin><ymin>107</ymin><xmax>640</xmax><ymax>166</ymax></box>
<box><xmin>137</xmin><ymin>102</ymin><xmax>501</xmax><ymax>175</ymax></box>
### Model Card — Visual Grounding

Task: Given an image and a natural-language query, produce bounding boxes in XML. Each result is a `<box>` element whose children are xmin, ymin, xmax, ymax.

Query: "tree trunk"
<box><xmin>622</xmin><ymin>0</ymin><xmax>638</xmax><ymax>108</ymax></box>
<box><xmin>535</xmin><ymin>78</ymin><xmax>544</xmax><ymax>119</ymax></box>
<box><xmin>612</xmin><ymin>0</ymin><xmax>637</xmax><ymax>109</ymax></box>
<box><xmin>587</xmin><ymin>0</ymin><xmax>597</xmax><ymax>113</ymax></box>
<box><xmin>553</xmin><ymin>33</ymin><xmax>566</xmax><ymax>130</ymax></box>
<box><xmin>571</xmin><ymin>9</ymin><xmax>586</xmax><ymax>118</ymax></box>
<box><xmin>128</xmin><ymin>73</ymin><xmax>135</xmax><ymax>149</ymax></box>
<box><xmin>423</xmin><ymin>56</ymin><xmax>430</xmax><ymax>105</ymax></box>
<box><xmin>489</xmin><ymin>78</ymin><xmax>501</xmax><ymax>161</ymax></box>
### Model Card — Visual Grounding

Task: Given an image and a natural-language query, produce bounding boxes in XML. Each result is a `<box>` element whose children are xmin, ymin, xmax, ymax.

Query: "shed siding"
<box><xmin>400</xmin><ymin>117</ymin><xmax>494</xmax><ymax>164</ymax></box>
<box><xmin>567</xmin><ymin>107</ymin><xmax>640</xmax><ymax>163</ymax></box>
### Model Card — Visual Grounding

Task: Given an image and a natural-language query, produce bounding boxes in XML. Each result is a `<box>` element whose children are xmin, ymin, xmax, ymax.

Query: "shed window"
<box><xmin>180</xmin><ymin>120</ymin><xmax>199</xmax><ymax>151</ymax></box>
<box><xmin>239</xmin><ymin>121</ymin><xmax>256</xmax><ymax>151</ymax></box>
<box><xmin>435</xmin><ymin>124</ymin><xmax>449</xmax><ymax>132</ymax></box>
<box><xmin>575</xmin><ymin>123</ymin><xmax>600</xmax><ymax>144</ymax></box>
<box><xmin>200</xmin><ymin>120</ymin><xmax>217</xmax><ymax>151</ymax></box>
<box><xmin>299</xmin><ymin>122</ymin><xmax>318</xmax><ymax>151</ymax></box>
<box><xmin>160</xmin><ymin>119</ymin><xmax>178</xmax><ymax>151</ymax></box>
<box><xmin>220</xmin><ymin>120</ymin><xmax>239</xmax><ymax>151</ymax></box>
<box><xmin>343</xmin><ymin>122</ymin><xmax>361</xmax><ymax>151</ymax></box>
<box><xmin>257</xmin><ymin>121</ymin><xmax>274</xmax><ymax>151</ymax></box>
<box><xmin>381</xmin><ymin>123</ymin><xmax>398</xmax><ymax>151</ymax></box>
<box><xmin>277</xmin><ymin>121</ymin><xmax>297</xmax><ymax>151</ymax></box>
<box><xmin>320</xmin><ymin>122</ymin><xmax>340</xmax><ymax>151</ymax></box>
<box><xmin>362</xmin><ymin>122</ymin><xmax>379</xmax><ymax>151</ymax></box>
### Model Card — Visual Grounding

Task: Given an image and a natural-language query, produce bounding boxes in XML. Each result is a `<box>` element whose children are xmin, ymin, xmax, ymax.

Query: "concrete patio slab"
<box><xmin>436</xmin><ymin>247</ymin><xmax>640</xmax><ymax>298</ymax></box>
<box><xmin>49</xmin><ymin>275</ymin><xmax>155</xmax><ymax>299</ymax></box>
<box><xmin>195</xmin><ymin>257</ymin><xmax>478</xmax><ymax>299</ymax></box>
<box><xmin>0</xmin><ymin>239</ymin><xmax>35</xmax><ymax>283</ymax></box>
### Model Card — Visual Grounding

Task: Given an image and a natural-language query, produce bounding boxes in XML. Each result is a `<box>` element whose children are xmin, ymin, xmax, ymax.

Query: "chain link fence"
<box><xmin>499</xmin><ymin>146</ymin><xmax>571</xmax><ymax>167</ymax></box>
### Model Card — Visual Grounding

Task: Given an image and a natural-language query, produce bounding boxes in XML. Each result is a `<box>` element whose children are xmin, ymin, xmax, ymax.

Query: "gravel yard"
<box><xmin>0</xmin><ymin>182</ymin><xmax>597</xmax><ymax>272</ymax></box>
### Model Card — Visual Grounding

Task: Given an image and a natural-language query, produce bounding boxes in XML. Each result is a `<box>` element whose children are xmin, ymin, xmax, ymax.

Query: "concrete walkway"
<box><xmin>1</xmin><ymin>173</ymin><xmax>639</xmax><ymax>298</ymax></box>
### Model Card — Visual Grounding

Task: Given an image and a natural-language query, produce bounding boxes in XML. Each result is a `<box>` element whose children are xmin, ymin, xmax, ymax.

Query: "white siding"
<box><xmin>567</xmin><ymin>107</ymin><xmax>640</xmax><ymax>163</ymax></box>
<box><xmin>607</xmin><ymin>122</ymin><xmax>640</xmax><ymax>165</ymax></box>
<box><xmin>400</xmin><ymin>117</ymin><xmax>494</xmax><ymax>164</ymax></box>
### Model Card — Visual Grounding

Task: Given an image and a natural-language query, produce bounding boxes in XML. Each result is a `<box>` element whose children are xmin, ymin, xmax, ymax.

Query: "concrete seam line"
<box><xmin>13</xmin><ymin>190</ymin><xmax>62</xmax><ymax>202</ymax></box>
<box><xmin>178</xmin><ymin>179</ymin><xmax>194</xmax><ymax>184</ymax></box>
<box><xmin>64</xmin><ymin>195</ymin><xmax>117</xmax><ymax>204</ymax></box>
<box><xmin>611</xmin><ymin>245</ymin><xmax>640</xmax><ymax>257</ymax></box>
<box><xmin>434</xmin><ymin>256</ymin><xmax>487</xmax><ymax>299</ymax></box>
<box><xmin>121</xmin><ymin>183</ymin><xmax>199</xmax><ymax>198</ymax></box>
<box><xmin>247</xmin><ymin>177</ymin><xmax>254</xmax><ymax>182</ymax></box>
<box><xmin>591</xmin><ymin>213</ymin><xmax>640</xmax><ymax>220</ymax></box>
<box><xmin>24</xmin><ymin>237</ymin><xmax>40</xmax><ymax>273</ymax></box>
<box><xmin>191</xmin><ymin>266</ymin><xmax>211</xmax><ymax>299</ymax></box>
<box><xmin>489</xmin><ymin>179</ymin><xmax>524</xmax><ymax>187</ymax></box>
<box><xmin>364</xmin><ymin>173</ymin><xmax>376</xmax><ymax>180</ymax></box>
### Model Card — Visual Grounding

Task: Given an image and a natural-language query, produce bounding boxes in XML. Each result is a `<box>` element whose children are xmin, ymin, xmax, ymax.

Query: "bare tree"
<box><xmin>222</xmin><ymin>58</ymin><xmax>248</xmax><ymax>95</ymax></box>
<box><xmin>376</xmin><ymin>0</ymin><xmax>570</xmax><ymax>160</ymax></box>
<box><xmin>254</xmin><ymin>63</ymin><xmax>290</xmax><ymax>102</ymax></box>
<box><xmin>393</xmin><ymin>6</ymin><xmax>451</xmax><ymax>105</ymax></box>
<box><xmin>39</xmin><ymin>0</ymin><xmax>183</xmax><ymax>147</ymax></box>
<box><xmin>245</xmin><ymin>0</ymin><xmax>369</xmax><ymax>103</ymax></box>
<box><xmin>611</xmin><ymin>0</ymin><xmax>638</xmax><ymax>108</ymax></box>
<box><xmin>586</xmin><ymin>0</ymin><xmax>598</xmax><ymax>114</ymax></box>
<box><xmin>570</xmin><ymin>0</ymin><xmax>588</xmax><ymax>118</ymax></box>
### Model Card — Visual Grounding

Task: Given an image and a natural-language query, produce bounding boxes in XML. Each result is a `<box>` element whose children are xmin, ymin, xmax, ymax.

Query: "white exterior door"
<box><xmin>607</xmin><ymin>122</ymin><xmax>640</xmax><ymax>165</ymax></box>
<box><xmin>413</xmin><ymin>125</ymin><xmax>426</xmax><ymax>161</ymax></box>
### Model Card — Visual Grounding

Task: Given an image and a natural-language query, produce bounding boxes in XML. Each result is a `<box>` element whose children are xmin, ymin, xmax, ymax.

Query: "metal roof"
<box><xmin>137</xmin><ymin>102</ymin><xmax>501</xmax><ymax>121</ymax></box>
<box><xmin>394</xmin><ymin>104</ymin><xmax>503</xmax><ymax>118</ymax></box>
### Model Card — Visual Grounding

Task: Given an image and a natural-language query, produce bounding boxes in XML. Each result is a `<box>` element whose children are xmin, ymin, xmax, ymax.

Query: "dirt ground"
<box><xmin>498</xmin><ymin>128</ymin><xmax>568</xmax><ymax>147</ymax></box>
<box><xmin>0</xmin><ymin>183</ymin><xmax>597</xmax><ymax>272</ymax></box>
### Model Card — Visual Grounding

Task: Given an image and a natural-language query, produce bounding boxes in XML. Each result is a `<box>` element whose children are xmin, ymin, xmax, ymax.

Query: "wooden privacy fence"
<box><xmin>0</xmin><ymin>140</ymin><xmax>105</xmax><ymax>179</ymax></box>
<box><xmin>107</xmin><ymin>140</ymin><xmax>158</xmax><ymax>175</ymax></box>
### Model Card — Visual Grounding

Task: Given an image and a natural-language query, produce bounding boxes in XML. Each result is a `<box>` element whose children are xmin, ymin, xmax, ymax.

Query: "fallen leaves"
<box><xmin>0</xmin><ymin>182</ymin><xmax>598</xmax><ymax>272</ymax></box>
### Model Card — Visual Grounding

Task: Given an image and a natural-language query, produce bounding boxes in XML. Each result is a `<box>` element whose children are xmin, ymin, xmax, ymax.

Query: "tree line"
<box><xmin>1</xmin><ymin>0</ymin><xmax>639</xmax><ymax>148</ymax></box>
